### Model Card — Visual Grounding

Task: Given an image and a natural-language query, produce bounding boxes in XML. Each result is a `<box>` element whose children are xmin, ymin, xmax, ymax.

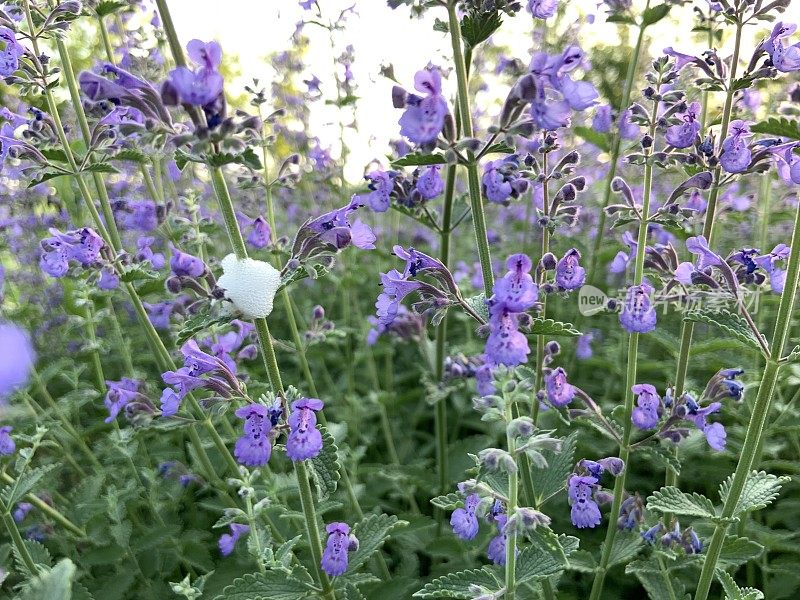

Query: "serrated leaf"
<box><xmin>2</xmin><ymin>464</ymin><xmax>57</xmax><ymax>508</ymax></box>
<box><xmin>119</xmin><ymin>263</ymin><xmax>159</xmax><ymax>283</ymax></box>
<box><xmin>717</xmin><ymin>536</ymin><xmax>764</xmax><ymax>568</ymax></box>
<box><xmin>718</xmin><ymin>471</ymin><xmax>789</xmax><ymax>517</ymax></box>
<box><xmin>279</xmin><ymin>262</ymin><xmax>331</xmax><ymax>290</ymax></box>
<box><xmin>532</xmin><ymin>431</ymin><xmax>577</xmax><ymax>505</ymax></box>
<box><xmin>603</xmin><ymin>531</ymin><xmax>643</xmax><ymax>568</ymax></box>
<box><xmin>647</xmin><ymin>486</ymin><xmax>716</xmax><ymax>518</ymax></box>
<box><xmin>641</xmin><ymin>3</ymin><xmax>670</xmax><ymax>26</ymax></box>
<box><xmin>82</xmin><ymin>162</ymin><xmax>119</xmax><ymax>175</ymax></box>
<box><xmin>13</xmin><ymin>539</ymin><xmax>51</xmax><ymax>576</ymax></box>
<box><xmin>636</xmin><ymin>444</ymin><xmax>682</xmax><ymax>476</ymax></box>
<box><xmin>176</xmin><ymin>306</ymin><xmax>231</xmax><ymax>346</ymax></box>
<box><xmin>717</xmin><ymin>569</ymin><xmax>765</xmax><ymax>600</ymax></box>
<box><xmin>20</xmin><ymin>558</ymin><xmax>75</xmax><ymax>600</ymax></box>
<box><xmin>481</xmin><ymin>142</ymin><xmax>515</xmax><ymax>155</ymax></box>
<box><xmin>95</xmin><ymin>0</ymin><xmax>127</xmax><ymax>17</ymax></box>
<box><xmin>309</xmin><ymin>426</ymin><xmax>341</xmax><ymax>502</ymax></box>
<box><xmin>463</xmin><ymin>293</ymin><xmax>489</xmax><ymax>323</ymax></box>
<box><xmin>750</xmin><ymin>117</ymin><xmax>800</xmax><ymax>141</ymax></box>
<box><xmin>516</xmin><ymin>533</ymin><xmax>578</xmax><ymax>583</ymax></box>
<box><xmin>635</xmin><ymin>569</ymin><xmax>686</xmax><ymax>600</ymax></box>
<box><xmin>212</xmin><ymin>572</ymin><xmax>311</xmax><ymax>600</ymax></box>
<box><xmin>390</xmin><ymin>152</ymin><xmax>447</xmax><ymax>168</ymax></box>
<box><xmin>460</xmin><ymin>11</ymin><xmax>502</xmax><ymax>48</ymax></box>
<box><xmin>683</xmin><ymin>310</ymin><xmax>763</xmax><ymax>352</ymax></box>
<box><xmin>528</xmin><ymin>317</ymin><xmax>581</xmax><ymax>337</ymax></box>
<box><xmin>413</xmin><ymin>568</ymin><xmax>501</xmax><ymax>598</ymax></box>
<box><xmin>430</xmin><ymin>493</ymin><xmax>463</xmax><ymax>510</ymax></box>
<box><xmin>343</xmin><ymin>583</ymin><xmax>367</xmax><ymax>600</ymax></box>
<box><xmin>574</xmin><ymin>126</ymin><xmax>611</xmax><ymax>152</ymax></box>
<box><xmin>349</xmin><ymin>514</ymin><xmax>406</xmax><ymax>572</ymax></box>
<box><xmin>567</xmin><ymin>550</ymin><xmax>597</xmax><ymax>572</ymax></box>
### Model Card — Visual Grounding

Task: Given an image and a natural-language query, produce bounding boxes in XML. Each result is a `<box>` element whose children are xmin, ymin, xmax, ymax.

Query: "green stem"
<box><xmin>586</xmin><ymin>6</ymin><xmax>649</xmax><ymax>284</ymax></box>
<box><xmin>505</xmin><ymin>399</ymin><xmax>519</xmax><ymax>600</ymax></box>
<box><xmin>245</xmin><ymin>493</ymin><xmax>267</xmax><ymax>574</ymax></box>
<box><xmin>2</xmin><ymin>511</ymin><xmax>37</xmax><ymax>574</ymax></box>
<box><xmin>97</xmin><ymin>13</ymin><xmax>115</xmax><ymax>63</ymax></box>
<box><xmin>693</xmin><ymin>196</ymin><xmax>800</xmax><ymax>600</ymax></box>
<box><xmin>0</xmin><ymin>473</ymin><xmax>85</xmax><ymax>537</ymax></box>
<box><xmin>446</xmin><ymin>0</ymin><xmax>493</xmax><ymax>296</ymax></box>
<box><xmin>589</xmin><ymin>96</ymin><xmax>659</xmax><ymax>600</ymax></box>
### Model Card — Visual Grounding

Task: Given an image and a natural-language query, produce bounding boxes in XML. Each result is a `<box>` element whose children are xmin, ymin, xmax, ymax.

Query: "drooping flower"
<box><xmin>0</xmin><ymin>426</ymin><xmax>15</xmax><ymax>455</ymax></box>
<box><xmin>303</xmin><ymin>197</ymin><xmax>376</xmax><ymax>251</ymax></box>
<box><xmin>631</xmin><ymin>383</ymin><xmax>661</xmax><ymax>430</ymax></box>
<box><xmin>555</xmin><ymin>248</ymin><xmax>585</xmax><ymax>290</ymax></box>
<box><xmin>619</xmin><ymin>282</ymin><xmax>657</xmax><ymax>334</ymax></box>
<box><xmin>486</xmin><ymin>514</ymin><xmax>508</xmax><ymax>565</ymax></box>
<box><xmin>485</xmin><ymin>304</ymin><xmax>530</xmax><ymax>366</ymax></box>
<box><xmin>286</xmin><ymin>398</ymin><xmax>324</xmax><ymax>461</ymax></box>
<box><xmin>321</xmin><ymin>522</ymin><xmax>358</xmax><ymax>577</ymax></box>
<box><xmin>450</xmin><ymin>493</ymin><xmax>480</xmax><ymax>540</ymax></box>
<box><xmin>665</xmin><ymin>101</ymin><xmax>701</xmax><ymax>148</ymax></box>
<box><xmin>233</xmin><ymin>404</ymin><xmax>274</xmax><ymax>467</ymax></box>
<box><xmin>568</xmin><ymin>475</ymin><xmax>601</xmax><ymax>529</ymax></box>
<box><xmin>104</xmin><ymin>378</ymin><xmax>145</xmax><ymax>423</ymax></box>
<box><xmin>0</xmin><ymin>322</ymin><xmax>35</xmax><ymax>401</ymax></box>
<box><xmin>375</xmin><ymin>269</ymin><xmax>423</xmax><ymax>327</ymax></box>
<box><xmin>719</xmin><ymin>120</ymin><xmax>752</xmax><ymax>174</ymax></box>
<box><xmin>218</xmin><ymin>523</ymin><xmax>250</xmax><ymax>556</ymax></box>
<box><xmin>482</xmin><ymin>156</ymin><xmax>528</xmax><ymax>204</ymax></box>
<box><xmin>395</xmin><ymin>68</ymin><xmax>449</xmax><ymax>145</ymax></box>
<box><xmin>355</xmin><ymin>170</ymin><xmax>394</xmax><ymax>213</ymax></box>
<box><xmin>169</xmin><ymin>245</ymin><xmax>206</xmax><ymax>277</ymax></box>
<box><xmin>492</xmin><ymin>253</ymin><xmax>538</xmax><ymax>312</ymax></box>
<box><xmin>683</xmin><ymin>396</ymin><xmax>726</xmax><ymax>451</ymax></box>
<box><xmin>765</xmin><ymin>23</ymin><xmax>800</xmax><ymax>73</ymax></box>
<box><xmin>0</xmin><ymin>27</ymin><xmax>24</xmax><ymax>77</ymax></box>
<box><xmin>416</xmin><ymin>165</ymin><xmax>444</xmax><ymax>200</ymax></box>
<box><xmin>245</xmin><ymin>216</ymin><xmax>272</xmax><ymax>249</ymax></box>
<box><xmin>754</xmin><ymin>244</ymin><xmax>790</xmax><ymax>294</ymax></box>
<box><xmin>545</xmin><ymin>367</ymin><xmax>575</xmax><ymax>407</ymax></box>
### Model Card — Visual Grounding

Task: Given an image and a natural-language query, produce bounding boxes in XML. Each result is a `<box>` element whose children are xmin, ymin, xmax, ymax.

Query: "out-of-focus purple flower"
<box><xmin>39</xmin><ymin>227</ymin><xmax>106</xmax><ymax>277</ymax></box>
<box><xmin>618</xmin><ymin>109</ymin><xmax>640</xmax><ymax>139</ymax></box>
<box><xmin>592</xmin><ymin>104</ymin><xmax>613</xmax><ymax>133</ymax></box>
<box><xmin>486</xmin><ymin>514</ymin><xmax>508</xmax><ymax>565</ymax></box>
<box><xmin>136</xmin><ymin>236</ymin><xmax>166</xmax><ymax>269</ymax></box>
<box><xmin>568</xmin><ymin>474</ymin><xmax>601</xmax><ymax>529</ymax></box>
<box><xmin>144</xmin><ymin>301</ymin><xmax>173</xmax><ymax>330</ymax></box>
<box><xmin>719</xmin><ymin>120</ymin><xmax>752</xmax><ymax>174</ymax></box>
<box><xmin>631</xmin><ymin>383</ymin><xmax>660</xmax><ymax>430</ymax></box>
<box><xmin>0</xmin><ymin>27</ymin><xmax>24</xmax><ymax>77</ymax></box>
<box><xmin>765</xmin><ymin>23</ymin><xmax>800</xmax><ymax>73</ymax></box>
<box><xmin>286</xmin><ymin>398</ymin><xmax>324</xmax><ymax>461</ymax></box>
<box><xmin>234</xmin><ymin>404</ymin><xmax>273</xmax><ymax>467</ymax></box>
<box><xmin>416</xmin><ymin>165</ymin><xmax>444</xmax><ymax>200</ymax></box>
<box><xmin>558</xmin><ymin>75</ymin><xmax>599</xmax><ymax>110</ymax></box>
<box><xmin>555</xmin><ymin>248</ymin><xmax>585</xmax><ymax>290</ymax></box>
<box><xmin>0</xmin><ymin>426</ymin><xmax>14</xmax><ymax>455</ymax></box>
<box><xmin>104</xmin><ymin>378</ymin><xmax>144</xmax><ymax>423</ymax></box>
<box><xmin>450</xmin><ymin>493</ymin><xmax>480</xmax><ymax>540</ymax></box>
<box><xmin>0</xmin><ymin>322</ymin><xmax>35</xmax><ymax>402</ymax></box>
<box><xmin>97</xmin><ymin>267</ymin><xmax>119</xmax><ymax>290</ymax></box>
<box><xmin>12</xmin><ymin>502</ymin><xmax>33</xmax><ymax>523</ymax></box>
<box><xmin>396</xmin><ymin>68</ymin><xmax>449</xmax><ymax>145</ymax></box>
<box><xmin>754</xmin><ymin>244</ymin><xmax>790</xmax><ymax>293</ymax></box>
<box><xmin>245</xmin><ymin>216</ymin><xmax>272</xmax><ymax>249</ymax></box>
<box><xmin>545</xmin><ymin>367</ymin><xmax>575</xmax><ymax>407</ymax></box>
<box><xmin>219</xmin><ymin>523</ymin><xmax>249</xmax><ymax>556</ymax></box>
<box><xmin>576</xmin><ymin>330</ymin><xmax>598</xmax><ymax>360</ymax></box>
<box><xmin>528</xmin><ymin>0</ymin><xmax>557</xmax><ymax>18</ymax></box>
<box><xmin>115</xmin><ymin>199</ymin><xmax>158</xmax><ymax>232</ymax></box>
<box><xmin>665</xmin><ymin>101</ymin><xmax>701</xmax><ymax>148</ymax></box>
<box><xmin>169</xmin><ymin>244</ymin><xmax>206</xmax><ymax>277</ymax></box>
<box><xmin>619</xmin><ymin>282</ymin><xmax>657</xmax><ymax>333</ymax></box>
<box><xmin>167</xmin><ymin>40</ymin><xmax>224</xmax><ymax>106</ymax></box>
<box><xmin>355</xmin><ymin>170</ymin><xmax>394</xmax><ymax>213</ymax></box>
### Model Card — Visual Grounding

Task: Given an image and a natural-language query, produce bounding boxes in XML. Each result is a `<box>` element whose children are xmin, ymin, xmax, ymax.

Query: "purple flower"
<box><xmin>136</xmin><ymin>237</ymin><xmax>165</xmax><ymax>269</ymax></box>
<box><xmin>246</xmin><ymin>216</ymin><xmax>272</xmax><ymax>249</ymax></box>
<box><xmin>115</xmin><ymin>199</ymin><xmax>158</xmax><ymax>232</ymax></box>
<box><xmin>492</xmin><ymin>253</ymin><xmax>538</xmax><ymax>312</ymax></box>
<box><xmin>486</xmin><ymin>514</ymin><xmax>508</xmax><ymax>565</ymax></box>
<box><xmin>160</xmin><ymin>388</ymin><xmax>181</xmax><ymax>417</ymax></box>
<box><xmin>665</xmin><ymin>101</ymin><xmax>701</xmax><ymax>148</ymax></box>
<box><xmin>0</xmin><ymin>426</ymin><xmax>14</xmax><ymax>455</ymax></box>
<box><xmin>685</xmin><ymin>398</ymin><xmax>726</xmax><ymax>451</ymax></box>
<box><xmin>39</xmin><ymin>227</ymin><xmax>106</xmax><ymax>277</ymax></box>
<box><xmin>0</xmin><ymin>322</ymin><xmax>35</xmax><ymax>401</ymax></box>
<box><xmin>104</xmin><ymin>378</ymin><xmax>143</xmax><ymax>423</ymax></box>
<box><xmin>12</xmin><ymin>502</ymin><xmax>33</xmax><ymax>523</ymax></box>
<box><xmin>568</xmin><ymin>475</ymin><xmax>601</xmax><ymax>529</ymax></box>
<box><xmin>416</xmin><ymin>165</ymin><xmax>444</xmax><ymax>200</ymax></box>
<box><xmin>321</xmin><ymin>522</ymin><xmax>356</xmax><ymax>577</ymax></box>
<box><xmin>555</xmin><ymin>249</ymin><xmax>585</xmax><ymax>290</ymax></box>
<box><xmin>485</xmin><ymin>304</ymin><xmax>530</xmax><ymax>366</ymax></box>
<box><xmin>286</xmin><ymin>398</ymin><xmax>324</xmax><ymax>461</ymax></box>
<box><xmin>528</xmin><ymin>0</ymin><xmax>557</xmax><ymax>18</ymax></box>
<box><xmin>482</xmin><ymin>156</ymin><xmax>528</xmax><ymax>204</ymax></box>
<box><xmin>355</xmin><ymin>170</ymin><xmax>394</xmax><ymax>213</ymax></box>
<box><xmin>593</xmin><ymin>104</ymin><xmax>613</xmax><ymax>133</ymax></box>
<box><xmin>218</xmin><ymin>523</ymin><xmax>250</xmax><ymax>556</ymax></box>
<box><xmin>450</xmin><ymin>493</ymin><xmax>480</xmax><ymax>540</ymax></box>
<box><xmin>618</xmin><ymin>109</ymin><xmax>640</xmax><ymax>139</ymax></box>
<box><xmin>169</xmin><ymin>244</ymin><xmax>206</xmax><ymax>277</ymax></box>
<box><xmin>144</xmin><ymin>301</ymin><xmax>173</xmax><ymax>330</ymax></box>
<box><xmin>305</xmin><ymin>198</ymin><xmax>376</xmax><ymax>250</ymax></box>
<box><xmin>98</xmin><ymin>267</ymin><xmax>119</xmax><ymax>290</ymax></box>
<box><xmin>234</xmin><ymin>404</ymin><xmax>273</xmax><ymax>467</ymax></box>
<box><xmin>0</xmin><ymin>27</ymin><xmax>24</xmax><ymax>77</ymax></box>
<box><xmin>719</xmin><ymin>120</ymin><xmax>752</xmax><ymax>174</ymax></box>
<box><xmin>754</xmin><ymin>244</ymin><xmax>790</xmax><ymax>294</ymax></box>
<box><xmin>619</xmin><ymin>282</ymin><xmax>657</xmax><ymax>334</ymax></box>
<box><xmin>576</xmin><ymin>330</ymin><xmax>597</xmax><ymax>360</ymax></box>
<box><xmin>765</xmin><ymin>23</ymin><xmax>800</xmax><ymax>73</ymax></box>
<box><xmin>557</xmin><ymin>75</ymin><xmax>599</xmax><ymax>110</ymax></box>
<box><xmin>545</xmin><ymin>367</ymin><xmax>575</xmax><ymax>407</ymax></box>
<box><xmin>631</xmin><ymin>383</ymin><xmax>661</xmax><ymax>430</ymax></box>
<box><xmin>375</xmin><ymin>269</ymin><xmax>423</xmax><ymax>327</ymax></box>
<box><xmin>167</xmin><ymin>40</ymin><xmax>224</xmax><ymax>106</ymax></box>
<box><xmin>396</xmin><ymin>68</ymin><xmax>449</xmax><ymax>145</ymax></box>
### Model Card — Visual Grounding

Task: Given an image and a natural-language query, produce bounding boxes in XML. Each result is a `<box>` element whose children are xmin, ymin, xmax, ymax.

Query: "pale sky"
<box><xmin>164</xmin><ymin>0</ymin><xmax>776</xmax><ymax>182</ymax></box>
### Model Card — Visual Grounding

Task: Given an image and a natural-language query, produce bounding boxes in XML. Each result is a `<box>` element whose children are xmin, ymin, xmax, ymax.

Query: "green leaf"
<box><xmin>279</xmin><ymin>262</ymin><xmax>332</xmax><ymax>290</ymax></box>
<box><xmin>119</xmin><ymin>263</ymin><xmax>159</xmax><ymax>283</ymax></box>
<box><xmin>516</xmin><ymin>533</ymin><xmax>578</xmax><ymax>583</ymax></box>
<box><xmin>636</xmin><ymin>444</ymin><xmax>682</xmax><ymax>476</ymax></box>
<box><xmin>176</xmin><ymin>306</ymin><xmax>231</xmax><ymax>346</ymax></box>
<box><xmin>95</xmin><ymin>0</ymin><xmax>127</xmax><ymax>17</ymax></box>
<box><xmin>82</xmin><ymin>162</ymin><xmax>119</xmax><ymax>175</ymax></box>
<box><xmin>20</xmin><ymin>558</ymin><xmax>76</xmax><ymax>600</ymax></box>
<box><xmin>750</xmin><ymin>117</ymin><xmax>800</xmax><ymax>141</ymax></box>
<box><xmin>646</xmin><ymin>486</ymin><xmax>716</xmax><ymax>519</ymax></box>
<box><xmin>574</xmin><ymin>126</ymin><xmax>611</xmax><ymax>152</ymax></box>
<box><xmin>13</xmin><ymin>540</ymin><xmax>52</xmax><ymax>576</ymax></box>
<box><xmin>481</xmin><ymin>142</ymin><xmax>515</xmax><ymax>156</ymax></box>
<box><xmin>1</xmin><ymin>464</ymin><xmax>57</xmax><ymax>508</ymax></box>
<box><xmin>683</xmin><ymin>310</ymin><xmax>763</xmax><ymax>352</ymax></box>
<box><xmin>349</xmin><ymin>514</ymin><xmax>406</xmax><ymax>571</ymax></box>
<box><xmin>718</xmin><ymin>471</ymin><xmax>789</xmax><ymax>517</ymax></box>
<box><xmin>463</xmin><ymin>293</ymin><xmax>489</xmax><ymax>323</ymax></box>
<box><xmin>641</xmin><ymin>4</ymin><xmax>671</xmax><ymax>26</ymax></box>
<box><xmin>716</xmin><ymin>569</ymin><xmax>764</xmax><ymax>600</ymax></box>
<box><xmin>413</xmin><ymin>568</ymin><xmax>501</xmax><ymax>598</ymax></box>
<box><xmin>567</xmin><ymin>550</ymin><xmax>597</xmax><ymax>573</ymax></box>
<box><xmin>460</xmin><ymin>11</ymin><xmax>502</xmax><ymax>48</ymax></box>
<box><xmin>308</xmin><ymin>426</ymin><xmax>341</xmax><ymax>502</ymax></box>
<box><xmin>430</xmin><ymin>493</ymin><xmax>463</xmax><ymax>511</ymax></box>
<box><xmin>606</xmin><ymin>13</ymin><xmax>635</xmax><ymax>24</ymax></box>
<box><xmin>602</xmin><ymin>531</ymin><xmax>643</xmax><ymax>568</ymax></box>
<box><xmin>717</xmin><ymin>535</ymin><xmax>764</xmax><ymax>569</ymax></box>
<box><xmin>212</xmin><ymin>572</ymin><xmax>311</xmax><ymax>600</ymax></box>
<box><xmin>112</xmin><ymin>148</ymin><xmax>147</xmax><ymax>163</ymax></box>
<box><xmin>532</xmin><ymin>431</ymin><xmax>577</xmax><ymax>505</ymax></box>
<box><xmin>634</xmin><ymin>569</ymin><xmax>686</xmax><ymax>600</ymax></box>
<box><xmin>528</xmin><ymin>317</ymin><xmax>581</xmax><ymax>337</ymax></box>
<box><xmin>343</xmin><ymin>584</ymin><xmax>367</xmax><ymax>600</ymax></box>
<box><xmin>390</xmin><ymin>152</ymin><xmax>447</xmax><ymax>168</ymax></box>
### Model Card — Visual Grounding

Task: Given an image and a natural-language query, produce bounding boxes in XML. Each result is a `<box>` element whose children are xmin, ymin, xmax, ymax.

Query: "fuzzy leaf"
<box><xmin>212</xmin><ymin>572</ymin><xmax>311</xmax><ymax>600</ymax></box>
<box><xmin>460</xmin><ymin>11</ymin><xmax>502</xmax><ymax>48</ymax></box>
<box><xmin>516</xmin><ymin>533</ymin><xmax>578</xmax><ymax>583</ymax></box>
<box><xmin>343</xmin><ymin>584</ymin><xmax>367</xmax><ymax>600</ymax></box>
<box><xmin>94</xmin><ymin>0</ymin><xmax>127</xmax><ymax>17</ymax></box>
<box><xmin>350</xmin><ymin>514</ymin><xmax>406</xmax><ymax>571</ymax></box>
<box><xmin>532</xmin><ymin>431</ymin><xmax>577</xmax><ymax>505</ymax></box>
<box><xmin>13</xmin><ymin>539</ymin><xmax>51</xmax><ymax>576</ymax></box>
<box><xmin>176</xmin><ymin>306</ymin><xmax>231</xmax><ymax>346</ymax></box>
<box><xmin>716</xmin><ymin>569</ymin><xmax>764</xmax><ymax>600</ymax></box>
<box><xmin>717</xmin><ymin>536</ymin><xmax>764</xmax><ymax>568</ymax></box>
<box><xmin>683</xmin><ymin>310</ymin><xmax>763</xmax><ymax>352</ymax></box>
<box><xmin>641</xmin><ymin>3</ymin><xmax>671</xmax><ymax>26</ymax></box>
<box><xmin>413</xmin><ymin>568</ymin><xmax>501</xmax><ymax>598</ymax></box>
<box><xmin>430</xmin><ymin>493</ymin><xmax>463</xmax><ymax>511</ymax></box>
<box><xmin>634</xmin><ymin>569</ymin><xmax>686</xmax><ymax>600</ymax></box>
<box><xmin>1</xmin><ymin>464</ymin><xmax>57</xmax><ymax>508</ymax></box>
<box><xmin>463</xmin><ymin>293</ymin><xmax>489</xmax><ymax>324</ymax></box>
<box><xmin>391</xmin><ymin>152</ymin><xmax>447</xmax><ymax>168</ymax></box>
<box><xmin>602</xmin><ymin>531</ymin><xmax>644</xmax><ymax>568</ymax></box>
<box><xmin>528</xmin><ymin>317</ymin><xmax>581</xmax><ymax>337</ymax></box>
<box><xmin>718</xmin><ymin>471</ymin><xmax>789</xmax><ymax>517</ymax></box>
<box><xmin>20</xmin><ymin>558</ymin><xmax>75</xmax><ymax>600</ymax></box>
<box><xmin>750</xmin><ymin>117</ymin><xmax>800</xmax><ymax>141</ymax></box>
<box><xmin>309</xmin><ymin>426</ymin><xmax>341</xmax><ymax>502</ymax></box>
<box><xmin>646</xmin><ymin>486</ymin><xmax>717</xmax><ymax>518</ymax></box>
<box><xmin>574</xmin><ymin>126</ymin><xmax>611</xmax><ymax>152</ymax></box>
